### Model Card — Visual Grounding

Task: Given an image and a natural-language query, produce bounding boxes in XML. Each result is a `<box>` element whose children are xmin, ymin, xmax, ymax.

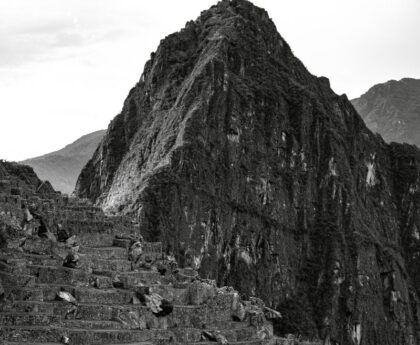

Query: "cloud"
<box><xmin>1</xmin><ymin>0</ymin><xmax>419</xmax><ymax>162</ymax></box>
<box><xmin>0</xmin><ymin>3</ymin><xmax>127</xmax><ymax>68</ymax></box>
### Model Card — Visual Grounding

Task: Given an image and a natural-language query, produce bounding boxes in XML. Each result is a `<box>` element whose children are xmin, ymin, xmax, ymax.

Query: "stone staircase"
<box><xmin>0</xmin><ymin>234</ymin><xmax>270</xmax><ymax>345</ymax></box>
<box><xmin>0</xmin><ymin>168</ymin><xmax>319</xmax><ymax>345</ymax></box>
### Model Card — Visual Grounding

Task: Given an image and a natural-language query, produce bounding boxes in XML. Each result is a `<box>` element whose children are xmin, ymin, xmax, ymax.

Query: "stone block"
<box><xmin>188</xmin><ymin>280</ymin><xmax>217</xmax><ymax>305</ymax></box>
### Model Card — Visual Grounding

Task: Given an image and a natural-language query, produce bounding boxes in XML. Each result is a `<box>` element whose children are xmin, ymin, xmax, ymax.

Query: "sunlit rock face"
<box><xmin>76</xmin><ymin>0</ymin><xmax>420</xmax><ymax>343</ymax></box>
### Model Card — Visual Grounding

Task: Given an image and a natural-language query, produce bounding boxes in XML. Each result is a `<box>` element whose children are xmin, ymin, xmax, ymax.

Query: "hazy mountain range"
<box><xmin>21</xmin><ymin>130</ymin><xmax>105</xmax><ymax>194</ymax></box>
<box><xmin>352</xmin><ymin>78</ymin><xmax>420</xmax><ymax>147</ymax></box>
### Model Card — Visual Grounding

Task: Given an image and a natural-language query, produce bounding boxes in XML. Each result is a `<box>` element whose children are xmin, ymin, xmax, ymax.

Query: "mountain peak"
<box><xmin>76</xmin><ymin>2</ymin><xmax>420</xmax><ymax>343</ymax></box>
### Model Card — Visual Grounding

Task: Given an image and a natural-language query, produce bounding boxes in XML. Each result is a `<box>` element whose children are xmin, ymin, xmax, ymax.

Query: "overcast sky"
<box><xmin>1</xmin><ymin>0</ymin><xmax>419</xmax><ymax>161</ymax></box>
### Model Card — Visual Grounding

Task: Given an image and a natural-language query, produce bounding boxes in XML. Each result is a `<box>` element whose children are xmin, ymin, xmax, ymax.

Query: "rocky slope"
<box><xmin>76</xmin><ymin>1</ymin><xmax>420</xmax><ymax>343</ymax></box>
<box><xmin>22</xmin><ymin>130</ymin><xmax>105</xmax><ymax>194</ymax></box>
<box><xmin>352</xmin><ymin>78</ymin><xmax>420</xmax><ymax>147</ymax></box>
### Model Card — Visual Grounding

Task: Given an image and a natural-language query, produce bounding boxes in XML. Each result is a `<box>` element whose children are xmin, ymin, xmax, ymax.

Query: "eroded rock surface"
<box><xmin>76</xmin><ymin>0</ymin><xmax>420</xmax><ymax>343</ymax></box>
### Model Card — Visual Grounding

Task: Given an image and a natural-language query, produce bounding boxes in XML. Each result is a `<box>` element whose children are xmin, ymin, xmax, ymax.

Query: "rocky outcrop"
<box><xmin>352</xmin><ymin>78</ymin><xmax>420</xmax><ymax>147</ymax></box>
<box><xmin>76</xmin><ymin>0</ymin><xmax>420</xmax><ymax>343</ymax></box>
<box><xmin>22</xmin><ymin>130</ymin><xmax>105</xmax><ymax>194</ymax></box>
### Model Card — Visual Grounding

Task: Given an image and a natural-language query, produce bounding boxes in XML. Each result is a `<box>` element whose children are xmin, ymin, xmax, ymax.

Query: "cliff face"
<box><xmin>21</xmin><ymin>130</ymin><xmax>105</xmax><ymax>194</ymax></box>
<box><xmin>352</xmin><ymin>78</ymin><xmax>420</xmax><ymax>147</ymax></box>
<box><xmin>76</xmin><ymin>1</ymin><xmax>420</xmax><ymax>343</ymax></box>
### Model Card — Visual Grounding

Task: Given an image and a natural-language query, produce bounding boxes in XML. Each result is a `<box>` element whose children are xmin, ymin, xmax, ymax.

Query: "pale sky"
<box><xmin>1</xmin><ymin>0</ymin><xmax>419</xmax><ymax>161</ymax></box>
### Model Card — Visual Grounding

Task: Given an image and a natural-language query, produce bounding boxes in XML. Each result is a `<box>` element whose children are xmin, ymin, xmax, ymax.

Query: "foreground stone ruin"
<box><xmin>0</xmin><ymin>160</ymin><xmax>319</xmax><ymax>345</ymax></box>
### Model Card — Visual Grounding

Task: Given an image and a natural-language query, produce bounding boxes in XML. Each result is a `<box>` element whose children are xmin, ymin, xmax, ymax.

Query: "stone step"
<box><xmin>1</xmin><ymin>251</ymin><xmax>63</xmax><ymax>266</ymax></box>
<box><xmin>79</xmin><ymin>246</ymin><xmax>128</xmax><ymax>260</ymax></box>
<box><xmin>0</xmin><ymin>271</ymin><xmax>36</xmax><ymax>287</ymax></box>
<box><xmin>148</xmin><ymin>284</ymin><xmax>189</xmax><ymax>305</ymax></box>
<box><xmin>21</xmin><ymin>237</ymin><xmax>54</xmax><ymax>255</ymax></box>
<box><xmin>0</xmin><ymin>312</ymin><xmax>60</xmax><ymax>327</ymax></box>
<box><xmin>169</xmin><ymin>326</ymin><xmax>258</xmax><ymax>343</ymax></box>
<box><xmin>23</xmin><ymin>253</ymin><xmax>61</xmax><ymax>266</ymax></box>
<box><xmin>78</xmin><ymin>256</ymin><xmax>132</xmax><ymax>272</ymax></box>
<box><xmin>8</xmin><ymin>284</ymin><xmax>78</xmax><ymax>302</ymax></box>
<box><xmin>4</xmin><ymin>282</ymin><xmax>190</xmax><ymax>306</ymax></box>
<box><xmin>72</xmin><ymin>233</ymin><xmax>115</xmax><ymax>247</ymax></box>
<box><xmin>4</xmin><ymin>301</ymin><xmax>233</xmax><ymax>327</ymax></box>
<box><xmin>0</xmin><ymin>326</ymin><xmax>156</xmax><ymax>344</ymax></box>
<box><xmin>0</xmin><ymin>342</ymin><xmax>265</xmax><ymax>345</ymax></box>
<box><xmin>0</xmin><ymin>300</ymin><xmax>61</xmax><ymax>314</ymax></box>
<box><xmin>2</xmin><ymin>341</ymin><xmax>153</xmax><ymax>345</ymax></box>
<box><xmin>62</xmin><ymin>319</ymin><xmax>125</xmax><ymax>330</ymax></box>
<box><xmin>75</xmin><ymin>287</ymin><xmax>134</xmax><ymax>305</ymax></box>
<box><xmin>0</xmin><ymin>261</ymin><xmax>31</xmax><ymax>275</ymax></box>
<box><xmin>35</xmin><ymin>284</ymin><xmax>77</xmax><ymax>302</ymax></box>
<box><xmin>92</xmin><ymin>269</ymin><xmax>163</xmax><ymax>286</ymax></box>
<box><xmin>3</xmin><ymin>300</ymin><xmax>134</xmax><ymax>321</ymax></box>
<box><xmin>0</xmin><ymin>256</ymin><xmax>27</xmax><ymax>266</ymax></box>
<box><xmin>0</xmin><ymin>325</ymin><xmax>256</xmax><ymax>344</ymax></box>
<box><xmin>190</xmin><ymin>342</ymin><xmax>265</xmax><ymax>345</ymax></box>
<box><xmin>91</xmin><ymin>274</ymin><xmax>114</xmax><ymax>289</ymax></box>
<box><xmin>4</xmin><ymin>286</ymin><xmax>44</xmax><ymax>302</ymax></box>
<box><xmin>27</xmin><ymin>265</ymin><xmax>90</xmax><ymax>286</ymax></box>
<box><xmin>116</xmin><ymin>271</ymin><xmax>162</xmax><ymax>288</ymax></box>
<box><xmin>113</xmin><ymin>238</ymin><xmax>131</xmax><ymax>249</ymax></box>
<box><xmin>75</xmin><ymin>283</ymin><xmax>188</xmax><ymax>304</ymax></box>
<box><xmin>3</xmin><ymin>343</ymin><xmax>67</xmax><ymax>345</ymax></box>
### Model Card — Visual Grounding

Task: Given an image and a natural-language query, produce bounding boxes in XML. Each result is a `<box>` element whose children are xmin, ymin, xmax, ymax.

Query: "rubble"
<box><xmin>57</xmin><ymin>290</ymin><xmax>77</xmax><ymax>304</ymax></box>
<box><xmin>202</xmin><ymin>330</ymin><xmax>229</xmax><ymax>344</ymax></box>
<box><xmin>61</xmin><ymin>335</ymin><xmax>70</xmax><ymax>344</ymax></box>
<box><xmin>63</xmin><ymin>245</ymin><xmax>80</xmax><ymax>269</ymax></box>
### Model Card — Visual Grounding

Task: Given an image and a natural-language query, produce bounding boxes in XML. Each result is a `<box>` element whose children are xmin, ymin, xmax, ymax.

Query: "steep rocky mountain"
<box><xmin>352</xmin><ymin>78</ymin><xmax>420</xmax><ymax>147</ymax></box>
<box><xmin>76</xmin><ymin>1</ymin><xmax>420</xmax><ymax>343</ymax></box>
<box><xmin>22</xmin><ymin>130</ymin><xmax>105</xmax><ymax>194</ymax></box>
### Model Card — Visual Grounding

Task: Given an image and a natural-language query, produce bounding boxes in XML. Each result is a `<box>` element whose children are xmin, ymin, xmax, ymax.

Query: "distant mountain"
<box><xmin>352</xmin><ymin>78</ymin><xmax>420</xmax><ymax>147</ymax></box>
<box><xmin>21</xmin><ymin>130</ymin><xmax>105</xmax><ymax>194</ymax></box>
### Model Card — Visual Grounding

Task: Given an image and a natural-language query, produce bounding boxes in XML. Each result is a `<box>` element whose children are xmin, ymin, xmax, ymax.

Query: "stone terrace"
<box><xmin>0</xmin><ymin>164</ymin><xmax>320</xmax><ymax>345</ymax></box>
